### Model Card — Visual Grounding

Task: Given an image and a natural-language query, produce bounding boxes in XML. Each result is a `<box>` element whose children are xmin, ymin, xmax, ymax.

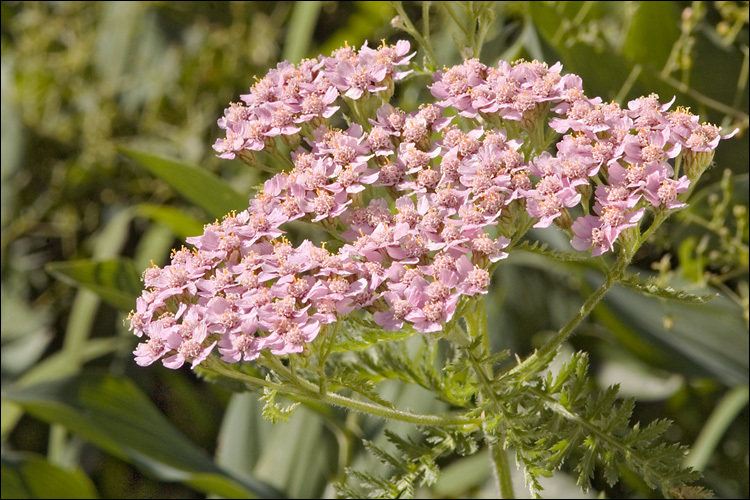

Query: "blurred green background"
<box><xmin>1</xmin><ymin>2</ymin><xmax>748</xmax><ymax>498</ymax></box>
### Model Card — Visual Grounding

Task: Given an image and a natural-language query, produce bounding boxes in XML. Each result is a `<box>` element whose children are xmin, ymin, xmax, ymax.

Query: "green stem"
<box><xmin>510</xmin><ymin>205</ymin><xmax>676</xmax><ymax>379</ymax></box>
<box><xmin>317</xmin><ymin>320</ymin><xmax>342</xmax><ymax>395</ymax></box>
<box><xmin>464</xmin><ymin>299</ymin><xmax>515</xmax><ymax>498</ymax></box>
<box><xmin>422</xmin><ymin>1</ymin><xmax>431</xmax><ymax>47</ymax></box>
<box><xmin>262</xmin><ymin>353</ymin><xmax>313</xmax><ymax>396</ymax></box>
<box><xmin>509</xmin><ymin>247</ymin><xmax>631</xmax><ymax>379</ymax></box>
<box><xmin>465</xmin><ymin>295</ymin><xmax>489</xmax><ymax>350</ymax></box>
<box><xmin>638</xmin><ymin>209</ymin><xmax>671</xmax><ymax>249</ymax></box>
<box><xmin>440</xmin><ymin>2</ymin><xmax>470</xmax><ymax>41</ymax></box>
<box><xmin>391</xmin><ymin>1</ymin><xmax>438</xmax><ymax>69</ymax></box>
<box><xmin>489</xmin><ymin>441</ymin><xmax>515</xmax><ymax>499</ymax></box>
<box><xmin>472</xmin><ymin>4</ymin><xmax>493</xmax><ymax>60</ymax></box>
<box><xmin>658</xmin><ymin>71</ymin><xmax>749</xmax><ymax>123</ymax></box>
<box><xmin>204</xmin><ymin>356</ymin><xmax>479</xmax><ymax>427</ymax></box>
<box><xmin>344</xmin><ymin>98</ymin><xmax>369</xmax><ymax>132</ymax></box>
<box><xmin>267</xmin><ymin>142</ymin><xmax>296</xmax><ymax>171</ymax></box>
<box><xmin>439</xmin><ymin>320</ymin><xmax>471</xmax><ymax>347</ymax></box>
<box><xmin>506</xmin><ymin>211</ymin><xmax>534</xmax><ymax>252</ymax></box>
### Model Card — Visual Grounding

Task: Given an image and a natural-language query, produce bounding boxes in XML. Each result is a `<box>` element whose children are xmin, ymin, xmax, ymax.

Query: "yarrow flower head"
<box><xmin>130</xmin><ymin>40</ymin><xmax>736</xmax><ymax>370</ymax></box>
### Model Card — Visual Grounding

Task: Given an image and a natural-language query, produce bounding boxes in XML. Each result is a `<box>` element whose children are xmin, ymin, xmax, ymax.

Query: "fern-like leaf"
<box><xmin>331</xmin><ymin>370</ymin><xmax>396</xmax><ymax>409</ymax></box>
<box><xmin>504</xmin><ymin>351</ymin><xmax>700</xmax><ymax>497</ymax></box>
<box><xmin>259</xmin><ymin>384</ymin><xmax>300</xmax><ymax>423</ymax></box>
<box><xmin>341</xmin><ymin>426</ymin><xmax>480</xmax><ymax>499</ymax></box>
<box><xmin>333</xmin><ymin>315</ymin><xmax>418</xmax><ymax>352</ymax></box>
<box><xmin>619</xmin><ymin>274</ymin><xmax>714</xmax><ymax>303</ymax></box>
<box><xmin>512</xmin><ymin>239</ymin><xmax>590</xmax><ymax>262</ymax></box>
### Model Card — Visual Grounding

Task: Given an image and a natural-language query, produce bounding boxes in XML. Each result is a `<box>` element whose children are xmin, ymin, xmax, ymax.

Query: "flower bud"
<box><xmin>683</xmin><ymin>150</ymin><xmax>715</xmax><ymax>181</ymax></box>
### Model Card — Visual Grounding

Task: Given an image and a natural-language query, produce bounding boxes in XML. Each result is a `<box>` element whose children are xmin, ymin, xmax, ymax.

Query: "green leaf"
<box><xmin>283</xmin><ymin>1</ymin><xmax>322</xmax><ymax>63</ymax></box>
<box><xmin>260</xmin><ymin>386</ymin><xmax>300</xmax><ymax>424</ymax></box>
<box><xmin>618</xmin><ymin>274</ymin><xmax>715</xmax><ymax>303</ymax></box>
<box><xmin>45</xmin><ymin>258</ymin><xmax>142</xmax><ymax>312</ymax></box>
<box><xmin>1</xmin><ymin>453</ymin><xmax>98</xmax><ymax>498</ymax></box>
<box><xmin>135</xmin><ymin>204</ymin><xmax>205</xmax><ymax>239</ymax></box>
<box><xmin>332</xmin><ymin>372</ymin><xmax>396</xmax><ymax>409</ymax></box>
<box><xmin>600</xmin><ymin>279</ymin><xmax>749</xmax><ymax>385</ymax></box>
<box><xmin>3</xmin><ymin>371</ymin><xmax>283</xmax><ymax>499</ymax></box>
<box><xmin>215</xmin><ymin>392</ymin><xmax>277</xmax><ymax>480</ymax></box>
<box><xmin>0</xmin><ymin>457</ymin><xmax>90</xmax><ymax>499</ymax></box>
<box><xmin>1</xmin><ymin>452</ymin><xmax>99</xmax><ymax>499</ymax></box>
<box><xmin>686</xmin><ymin>385</ymin><xmax>750</xmax><ymax>472</ymax></box>
<box><xmin>333</xmin><ymin>319</ymin><xmax>420</xmax><ymax>352</ymax></box>
<box><xmin>120</xmin><ymin>147</ymin><xmax>249</xmax><ymax>220</ymax></box>
<box><xmin>621</xmin><ymin>2</ymin><xmax>680</xmax><ymax>69</ymax></box>
<box><xmin>94</xmin><ymin>2</ymin><xmax>140</xmax><ymax>91</ymax></box>
<box><xmin>511</xmin><ymin>240</ymin><xmax>589</xmax><ymax>262</ymax></box>
<box><xmin>526</xmin><ymin>2</ymin><xmax>635</xmax><ymax>99</ymax></box>
<box><xmin>253</xmin><ymin>404</ymin><xmax>331</xmax><ymax>498</ymax></box>
<box><xmin>318</xmin><ymin>2</ymin><xmax>396</xmax><ymax>57</ymax></box>
<box><xmin>432</xmin><ymin>451</ymin><xmax>489</xmax><ymax>497</ymax></box>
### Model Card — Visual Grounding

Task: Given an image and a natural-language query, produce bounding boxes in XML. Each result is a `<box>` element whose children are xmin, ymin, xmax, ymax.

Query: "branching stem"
<box><xmin>204</xmin><ymin>356</ymin><xmax>480</xmax><ymax>427</ymax></box>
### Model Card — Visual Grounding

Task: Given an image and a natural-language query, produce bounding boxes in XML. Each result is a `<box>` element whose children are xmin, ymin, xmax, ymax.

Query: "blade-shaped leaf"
<box><xmin>622</xmin><ymin>2</ymin><xmax>680</xmax><ymax>69</ymax></box>
<box><xmin>135</xmin><ymin>204</ymin><xmax>205</xmax><ymax>239</ymax></box>
<box><xmin>3</xmin><ymin>371</ymin><xmax>283</xmax><ymax>499</ymax></box>
<box><xmin>253</xmin><ymin>405</ymin><xmax>331</xmax><ymax>498</ymax></box>
<box><xmin>598</xmin><ymin>275</ymin><xmax>748</xmax><ymax>386</ymax></box>
<box><xmin>215</xmin><ymin>392</ymin><xmax>276</xmax><ymax>478</ymax></box>
<box><xmin>45</xmin><ymin>258</ymin><xmax>142</xmax><ymax>312</ymax></box>
<box><xmin>120</xmin><ymin>147</ymin><xmax>249</xmax><ymax>220</ymax></box>
<box><xmin>283</xmin><ymin>1</ymin><xmax>322</xmax><ymax>63</ymax></box>
<box><xmin>1</xmin><ymin>452</ymin><xmax>98</xmax><ymax>499</ymax></box>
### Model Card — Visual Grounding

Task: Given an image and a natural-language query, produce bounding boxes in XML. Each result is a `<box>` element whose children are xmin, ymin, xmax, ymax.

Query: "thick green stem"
<box><xmin>465</xmin><ymin>295</ymin><xmax>489</xmax><ymax>350</ymax></box>
<box><xmin>464</xmin><ymin>296</ymin><xmax>515</xmax><ymax>498</ymax></box>
<box><xmin>489</xmin><ymin>441</ymin><xmax>515</xmax><ymax>499</ymax></box>
<box><xmin>204</xmin><ymin>356</ymin><xmax>479</xmax><ymax>427</ymax></box>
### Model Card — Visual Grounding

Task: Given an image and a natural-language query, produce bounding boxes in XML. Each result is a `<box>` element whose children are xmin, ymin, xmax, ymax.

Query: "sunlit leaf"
<box><xmin>283</xmin><ymin>1</ymin><xmax>322</xmax><ymax>63</ymax></box>
<box><xmin>215</xmin><ymin>392</ymin><xmax>277</xmax><ymax>479</ymax></box>
<box><xmin>120</xmin><ymin>147</ymin><xmax>249</xmax><ymax>220</ymax></box>
<box><xmin>253</xmin><ymin>405</ymin><xmax>331</xmax><ymax>498</ymax></box>
<box><xmin>600</xmin><ymin>278</ymin><xmax>748</xmax><ymax>385</ymax></box>
<box><xmin>622</xmin><ymin>2</ymin><xmax>680</xmax><ymax>69</ymax></box>
<box><xmin>618</xmin><ymin>274</ymin><xmax>715</xmax><ymax>304</ymax></box>
<box><xmin>135</xmin><ymin>204</ymin><xmax>205</xmax><ymax>239</ymax></box>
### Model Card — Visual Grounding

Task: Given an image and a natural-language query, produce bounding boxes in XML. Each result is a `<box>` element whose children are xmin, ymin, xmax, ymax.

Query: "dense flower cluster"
<box><xmin>130</xmin><ymin>41</ymin><xmax>734</xmax><ymax>369</ymax></box>
<box><xmin>213</xmin><ymin>40</ymin><xmax>414</xmax><ymax>161</ymax></box>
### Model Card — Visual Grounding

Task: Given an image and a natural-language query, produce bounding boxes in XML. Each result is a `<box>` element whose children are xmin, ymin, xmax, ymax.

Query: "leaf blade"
<box><xmin>45</xmin><ymin>258</ymin><xmax>142</xmax><ymax>312</ymax></box>
<box><xmin>120</xmin><ymin>147</ymin><xmax>248</xmax><ymax>220</ymax></box>
<box><xmin>3</xmin><ymin>371</ymin><xmax>283</xmax><ymax>499</ymax></box>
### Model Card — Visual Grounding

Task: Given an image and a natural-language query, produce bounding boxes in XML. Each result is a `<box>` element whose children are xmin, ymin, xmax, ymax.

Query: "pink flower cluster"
<box><xmin>130</xmin><ymin>43</ymin><xmax>734</xmax><ymax>369</ymax></box>
<box><xmin>431</xmin><ymin>58</ymin><xmax>736</xmax><ymax>256</ymax></box>
<box><xmin>213</xmin><ymin>40</ymin><xmax>414</xmax><ymax>160</ymax></box>
<box><xmin>430</xmin><ymin>59</ymin><xmax>578</xmax><ymax>126</ymax></box>
<box><xmin>548</xmin><ymin>94</ymin><xmax>734</xmax><ymax>256</ymax></box>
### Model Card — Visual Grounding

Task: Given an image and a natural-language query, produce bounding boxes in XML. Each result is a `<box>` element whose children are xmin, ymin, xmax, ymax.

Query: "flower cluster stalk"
<box><xmin>204</xmin><ymin>355</ymin><xmax>479</xmax><ymax>427</ymax></box>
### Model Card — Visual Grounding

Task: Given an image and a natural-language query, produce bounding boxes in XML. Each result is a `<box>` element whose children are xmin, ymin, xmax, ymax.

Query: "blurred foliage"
<box><xmin>1</xmin><ymin>1</ymin><xmax>747</xmax><ymax>498</ymax></box>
